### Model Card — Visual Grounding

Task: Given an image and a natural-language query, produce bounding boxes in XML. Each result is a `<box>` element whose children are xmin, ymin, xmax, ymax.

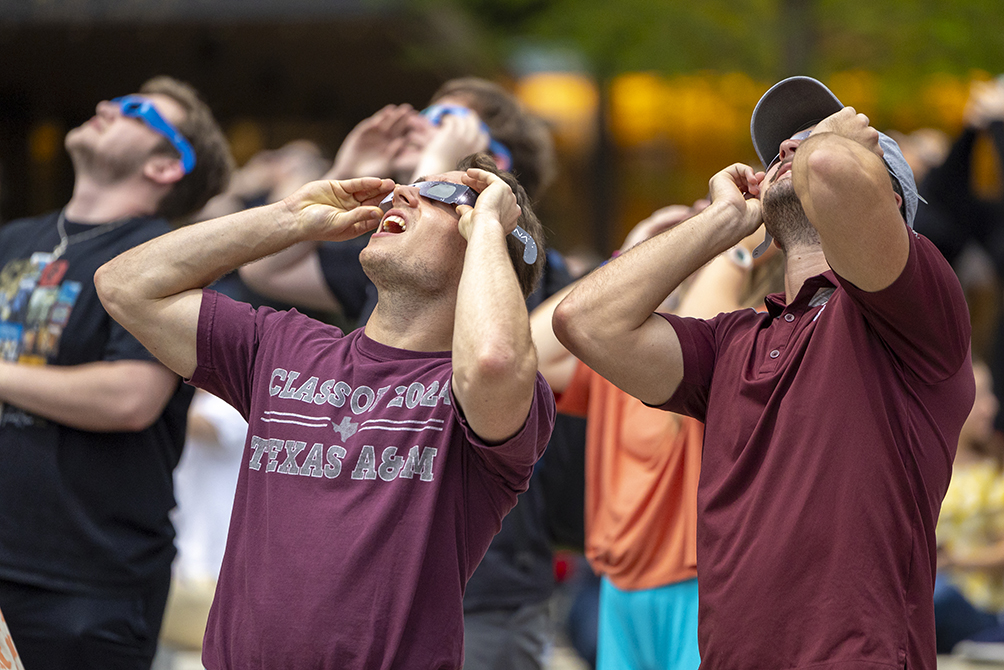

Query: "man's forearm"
<box><xmin>105</xmin><ymin>201</ymin><xmax>306</xmax><ymax>305</ymax></box>
<box><xmin>452</xmin><ymin>219</ymin><xmax>537</xmax><ymax>443</ymax></box>
<box><xmin>0</xmin><ymin>359</ymin><xmax>178</xmax><ymax>432</ymax></box>
<box><xmin>96</xmin><ymin>177</ymin><xmax>390</xmax><ymax>380</ymax></box>
<box><xmin>555</xmin><ymin>201</ymin><xmax>744</xmax><ymax>348</ymax></box>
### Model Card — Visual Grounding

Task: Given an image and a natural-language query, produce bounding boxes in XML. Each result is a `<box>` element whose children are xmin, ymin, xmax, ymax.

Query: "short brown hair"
<box><xmin>139</xmin><ymin>76</ymin><xmax>234</xmax><ymax>221</ymax></box>
<box><xmin>433</xmin><ymin>78</ymin><xmax>556</xmax><ymax>201</ymax></box>
<box><xmin>457</xmin><ymin>153</ymin><xmax>545</xmax><ymax>300</ymax></box>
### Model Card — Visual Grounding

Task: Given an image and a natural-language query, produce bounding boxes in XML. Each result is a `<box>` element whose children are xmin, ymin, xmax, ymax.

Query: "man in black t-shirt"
<box><xmin>0</xmin><ymin>76</ymin><xmax>232</xmax><ymax>670</ymax></box>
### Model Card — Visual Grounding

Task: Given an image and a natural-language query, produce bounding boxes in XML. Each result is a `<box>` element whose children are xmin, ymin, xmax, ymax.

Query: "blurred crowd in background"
<box><xmin>4</xmin><ymin>2</ymin><xmax>1004</xmax><ymax>667</ymax></box>
<box><xmin>110</xmin><ymin>72</ymin><xmax>1004</xmax><ymax>668</ymax></box>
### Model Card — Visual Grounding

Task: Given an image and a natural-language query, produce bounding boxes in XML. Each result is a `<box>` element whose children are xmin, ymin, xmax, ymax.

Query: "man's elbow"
<box><xmin>94</xmin><ymin>262</ymin><xmax>131</xmax><ymax>320</ymax></box>
<box><xmin>455</xmin><ymin>343</ymin><xmax>537</xmax><ymax>400</ymax></box>
<box><xmin>796</xmin><ymin>139</ymin><xmax>877</xmax><ymax>203</ymax></box>
<box><xmin>552</xmin><ymin>295</ymin><xmax>588</xmax><ymax>358</ymax></box>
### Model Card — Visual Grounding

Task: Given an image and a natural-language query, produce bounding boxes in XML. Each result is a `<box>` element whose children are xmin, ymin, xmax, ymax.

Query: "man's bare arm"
<box><xmin>793</xmin><ymin>107</ymin><xmax>910</xmax><ymax>292</ymax></box>
<box><xmin>95</xmin><ymin>177</ymin><xmax>393</xmax><ymax>380</ymax></box>
<box><xmin>0</xmin><ymin>359</ymin><xmax>178</xmax><ymax>432</ymax></box>
<box><xmin>451</xmin><ymin>169</ymin><xmax>538</xmax><ymax>444</ymax></box>
<box><xmin>553</xmin><ymin>164</ymin><xmax>764</xmax><ymax>406</ymax></box>
<box><xmin>531</xmin><ymin>203</ymin><xmax>710</xmax><ymax>394</ymax></box>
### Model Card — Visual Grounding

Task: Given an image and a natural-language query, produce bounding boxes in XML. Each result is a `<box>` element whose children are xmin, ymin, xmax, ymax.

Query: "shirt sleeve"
<box><xmin>835</xmin><ymin>230</ymin><xmax>972</xmax><ymax>384</ymax></box>
<box><xmin>188</xmin><ymin>290</ymin><xmax>274</xmax><ymax>419</ymax></box>
<box><xmin>654</xmin><ymin>312</ymin><xmax>721</xmax><ymax>423</ymax></box>
<box><xmin>451</xmin><ymin>372</ymin><xmax>556</xmax><ymax>492</ymax></box>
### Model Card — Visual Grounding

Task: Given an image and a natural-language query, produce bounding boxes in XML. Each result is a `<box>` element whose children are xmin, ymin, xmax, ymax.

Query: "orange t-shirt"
<box><xmin>557</xmin><ymin>361</ymin><xmax>701</xmax><ymax>591</ymax></box>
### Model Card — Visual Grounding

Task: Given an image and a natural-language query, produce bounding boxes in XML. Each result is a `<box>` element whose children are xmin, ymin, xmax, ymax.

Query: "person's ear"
<box><xmin>144</xmin><ymin>155</ymin><xmax>185</xmax><ymax>185</ymax></box>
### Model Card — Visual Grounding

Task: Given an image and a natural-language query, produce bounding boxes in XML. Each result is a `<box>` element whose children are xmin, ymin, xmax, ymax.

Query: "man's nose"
<box><xmin>393</xmin><ymin>184</ymin><xmax>421</xmax><ymax>208</ymax></box>
<box><xmin>778</xmin><ymin>137</ymin><xmax>802</xmax><ymax>162</ymax></box>
<box><xmin>95</xmin><ymin>99</ymin><xmax>119</xmax><ymax>118</ymax></box>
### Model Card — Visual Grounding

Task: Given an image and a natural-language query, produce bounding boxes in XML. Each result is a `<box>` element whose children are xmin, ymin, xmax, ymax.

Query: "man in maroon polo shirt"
<box><xmin>553</xmin><ymin>76</ymin><xmax>976</xmax><ymax>669</ymax></box>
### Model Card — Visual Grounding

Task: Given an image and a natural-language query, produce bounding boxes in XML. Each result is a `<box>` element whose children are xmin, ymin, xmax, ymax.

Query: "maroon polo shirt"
<box><xmin>661</xmin><ymin>230</ymin><xmax>974</xmax><ymax>670</ymax></box>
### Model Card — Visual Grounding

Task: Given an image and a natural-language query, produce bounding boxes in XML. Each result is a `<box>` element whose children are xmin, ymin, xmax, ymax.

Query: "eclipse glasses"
<box><xmin>113</xmin><ymin>95</ymin><xmax>196</xmax><ymax>174</ymax></box>
<box><xmin>379</xmin><ymin>180</ymin><xmax>537</xmax><ymax>264</ymax></box>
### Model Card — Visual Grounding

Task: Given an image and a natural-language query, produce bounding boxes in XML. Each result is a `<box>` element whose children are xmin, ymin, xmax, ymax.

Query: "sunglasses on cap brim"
<box><xmin>112</xmin><ymin>95</ymin><xmax>196</xmax><ymax>174</ymax></box>
<box><xmin>421</xmin><ymin>105</ymin><xmax>514</xmax><ymax>173</ymax></box>
<box><xmin>379</xmin><ymin>180</ymin><xmax>538</xmax><ymax>265</ymax></box>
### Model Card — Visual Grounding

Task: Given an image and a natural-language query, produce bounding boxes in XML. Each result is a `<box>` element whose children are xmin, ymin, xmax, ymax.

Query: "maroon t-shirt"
<box><xmin>661</xmin><ymin>230</ymin><xmax>974</xmax><ymax>670</ymax></box>
<box><xmin>188</xmin><ymin>291</ymin><xmax>555</xmax><ymax>670</ymax></box>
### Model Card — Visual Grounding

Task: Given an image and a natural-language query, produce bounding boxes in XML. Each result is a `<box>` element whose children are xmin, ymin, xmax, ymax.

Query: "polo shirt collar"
<box><xmin>764</xmin><ymin>270</ymin><xmax>838</xmax><ymax>318</ymax></box>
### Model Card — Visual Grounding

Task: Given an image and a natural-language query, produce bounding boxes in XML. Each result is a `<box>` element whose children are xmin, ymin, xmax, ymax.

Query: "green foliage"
<box><xmin>413</xmin><ymin>0</ymin><xmax>1004</xmax><ymax>83</ymax></box>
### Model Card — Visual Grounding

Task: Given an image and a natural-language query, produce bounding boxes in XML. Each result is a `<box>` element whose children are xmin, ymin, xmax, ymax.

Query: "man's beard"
<box><xmin>65</xmin><ymin>133</ymin><xmax>148</xmax><ymax>185</ymax></box>
<box><xmin>359</xmin><ymin>246</ymin><xmax>460</xmax><ymax>303</ymax></box>
<box><xmin>761</xmin><ymin>179</ymin><xmax>820</xmax><ymax>252</ymax></box>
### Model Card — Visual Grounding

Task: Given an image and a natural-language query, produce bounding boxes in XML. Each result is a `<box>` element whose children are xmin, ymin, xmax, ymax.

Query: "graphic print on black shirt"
<box><xmin>0</xmin><ymin>252</ymin><xmax>83</xmax><ymax>427</ymax></box>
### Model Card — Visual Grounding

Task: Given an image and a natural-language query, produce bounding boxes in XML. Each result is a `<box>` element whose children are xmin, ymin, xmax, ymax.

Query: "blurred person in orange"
<box><xmin>0</xmin><ymin>76</ymin><xmax>232</xmax><ymax>670</ymax></box>
<box><xmin>531</xmin><ymin>202</ymin><xmax>777</xmax><ymax>670</ymax></box>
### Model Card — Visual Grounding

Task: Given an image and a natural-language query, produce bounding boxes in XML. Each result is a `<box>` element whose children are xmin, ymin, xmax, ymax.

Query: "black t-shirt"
<box><xmin>317</xmin><ymin>236</ymin><xmax>377</xmax><ymax>327</ymax></box>
<box><xmin>0</xmin><ymin>211</ymin><xmax>193</xmax><ymax>595</ymax></box>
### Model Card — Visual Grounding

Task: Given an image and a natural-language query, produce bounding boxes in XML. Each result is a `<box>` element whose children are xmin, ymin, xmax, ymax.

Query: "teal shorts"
<box><xmin>597</xmin><ymin>575</ymin><xmax>700</xmax><ymax>670</ymax></box>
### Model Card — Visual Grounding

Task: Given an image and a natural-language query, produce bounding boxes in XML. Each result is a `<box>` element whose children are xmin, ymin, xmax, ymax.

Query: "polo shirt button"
<box><xmin>769</xmin><ymin>350</ymin><xmax>780</xmax><ymax>359</ymax></box>
<box><xmin>784</xmin><ymin>314</ymin><xmax>795</xmax><ymax>322</ymax></box>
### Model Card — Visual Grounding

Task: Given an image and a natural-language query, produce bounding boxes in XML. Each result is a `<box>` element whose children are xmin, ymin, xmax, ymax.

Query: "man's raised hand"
<box><xmin>326</xmin><ymin>104</ymin><xmax>419</xmax><ymax>180</ymax></box>
<box><xmin>412</xmin><ymin>114</ymin><xmax>490</xmax><ymax>181</ymax></box>
<box><xmin>813</xmin><ymin>107</ymin><xmax>882</xmax><ymax>158</ymax></box>
<box><xmin>286</xmin><ymin>176</ymin><xmax>394</xmax><ymax>242</ymax></box>
<box><xmin>456</xmin><ymin>169</ymin><xmax>521</xmax><ymax>242</ymax></box>
<box><xmin>710</xmin><ymin>163</ymin><xmax>764</xmax><ymax>234</ymax></box>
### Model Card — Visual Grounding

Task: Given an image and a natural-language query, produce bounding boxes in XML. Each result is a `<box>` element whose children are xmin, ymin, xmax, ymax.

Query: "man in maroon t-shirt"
<box><xmin>92</xmin><ymin>154</ymin><xmax>555</xmax><ymax>669</ymax></box>
<box><xmin>554</xmin><ymin>76</ymin><xmax>975</xmax><ymax>669</ymax></box>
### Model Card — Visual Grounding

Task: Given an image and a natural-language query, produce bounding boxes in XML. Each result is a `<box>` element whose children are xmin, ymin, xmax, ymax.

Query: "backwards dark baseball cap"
<box><xmin>749</xmin><ymin>76</ymin><xmax>921</xmax><ymax>257</ymax></box>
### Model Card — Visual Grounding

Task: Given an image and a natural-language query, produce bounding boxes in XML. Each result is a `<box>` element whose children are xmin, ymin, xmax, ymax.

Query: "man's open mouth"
<box><xmin>381</xmin><ymin>215</ymin><xmax>407</xmax><ymax>234</ymax></box>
